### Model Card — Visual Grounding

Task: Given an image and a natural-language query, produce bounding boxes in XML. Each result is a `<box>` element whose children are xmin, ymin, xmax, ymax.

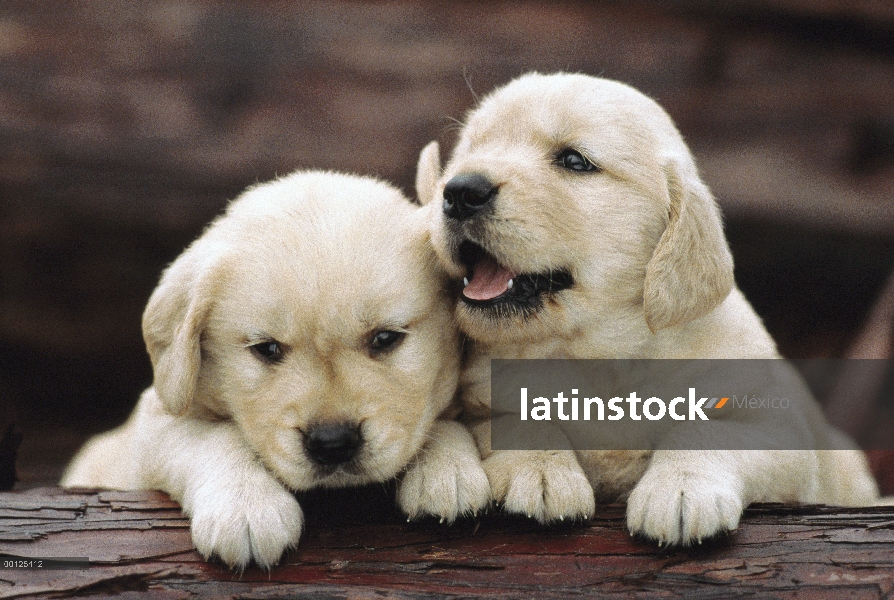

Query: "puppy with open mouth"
<box><xmin>415</xmin><ymin>72</ymin><xmax>879</xmax><ymax>546</ymax></box>
<box><xmin>61</xmin><ymin>171</ymin><xmax>489</xmax><ymax>569</ymax></box>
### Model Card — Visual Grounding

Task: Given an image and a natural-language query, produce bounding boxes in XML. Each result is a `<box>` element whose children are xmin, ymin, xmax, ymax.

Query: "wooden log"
<box><xmin>2</xmin><ymin>487</ymin><xmax>894</xmax><ymax>598</ymax></box>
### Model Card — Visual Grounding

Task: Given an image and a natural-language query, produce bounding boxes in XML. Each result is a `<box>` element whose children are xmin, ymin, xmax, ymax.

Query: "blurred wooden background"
<box><xmin>0</xmin><ymin>1</ymin><xmax>893</xmax><ymax>487</ymax></box>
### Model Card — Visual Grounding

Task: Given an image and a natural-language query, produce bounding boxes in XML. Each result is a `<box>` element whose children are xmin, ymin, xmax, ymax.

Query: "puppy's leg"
<box><xmin>814</xmin><ymin>439</ymin><xmax>879</xmax><ymax>505</ymax></box>
<box><xmin>61</xmin><ymin>418</ymin><xmax>140</xmax><ymax>490</ymax></box>
<box><xmin>134</xmin><ymin>391</ymin><xmax>303</xmax><ymax>570</ymax></box>
<box><xmin>626</xmin><ymin>446</ymin><xmax>821</xmax><ymax>546</ymax></box>
<box><xmin>398</xmin><ymin>419</ymin><xmax>491</xmax><ymax>522</ymax></box>
<box><xmin>473</xmin><ymin>419</ymin><xmax>596</xmax><ymax>523</ymax></box>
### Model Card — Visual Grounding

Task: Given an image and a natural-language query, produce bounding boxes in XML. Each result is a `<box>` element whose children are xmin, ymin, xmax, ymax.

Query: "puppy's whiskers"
<box><xmin>462</xmin><ymin>66</ymin><xmax>479</xmax><ymax>104</ymax></box>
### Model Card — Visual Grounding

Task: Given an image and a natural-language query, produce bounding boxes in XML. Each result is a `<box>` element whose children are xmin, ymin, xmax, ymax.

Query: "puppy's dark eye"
<box><xmin>251</xmin><ymin>341</ymin><xmax>284</xmax><ymax>363</ymax></box>
<box><xmin>556</xmin><ymin>148</ymin><xmax>599</xmax><ymax>173</ymax></box>
<box><xmin>369</xmin><ymin>330</ymin><xmax>406</xmax><ymax>355</ymax></box>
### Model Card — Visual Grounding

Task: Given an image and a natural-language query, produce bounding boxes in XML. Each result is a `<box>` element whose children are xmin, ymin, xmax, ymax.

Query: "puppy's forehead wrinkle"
<box><xmin>243</xmin><ymin>330</ymin><xmax>276</xmax><ymax>346</ymax></box>
<box><xmin>217</xmin><ymin>222</ymin><xmax>438</xmax><ymax>342</ymax></box>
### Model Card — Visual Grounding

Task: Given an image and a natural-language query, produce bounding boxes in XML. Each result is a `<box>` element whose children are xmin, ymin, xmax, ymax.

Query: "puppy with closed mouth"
<box><xmin>61</xmin><ymin>171</ymin><xmax>490</xmax><ymax>569</ymax></box>
<box><xmin>416</xmin><ymin>72</ymin><xmax>879</xmax><ymax>545</ymax></box>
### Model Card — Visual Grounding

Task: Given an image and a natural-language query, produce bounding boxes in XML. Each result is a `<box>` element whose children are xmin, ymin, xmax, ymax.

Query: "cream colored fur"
<box><xmin>417</xmin><ymin>72</ymin><xmax>878</xmax><ymax>545</ymax></box>
<box><xmin>62</xmin><ymin>171</ymin><xmax>489</xmax><ymax>569</ymax></box>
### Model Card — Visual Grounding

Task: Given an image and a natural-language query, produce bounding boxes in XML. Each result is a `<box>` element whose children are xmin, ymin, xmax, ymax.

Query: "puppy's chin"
<box><xmin>278</xmin><ymin>458</ymin><xmax>402</xmax><ymax>492</ymax></box>
<box><xmin>305</xmin><ymin>463</ymin><xmax>380</xmax><ymax>490</ymax></box>
<box><xmin>455</xmin><ymin>298</ymin><xmax>563</xmax><ymax>344</ymax></box>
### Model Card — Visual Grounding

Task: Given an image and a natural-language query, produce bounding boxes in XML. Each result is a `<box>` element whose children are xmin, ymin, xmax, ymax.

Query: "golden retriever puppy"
<box><xmin>415</xmin><ymin>72</ymin><xmax>878</xmax><ymax>545</ymax></box>
<box><xmin>62</xmin><ymin>171</ymin><xmax>489</xmax><ymax>569</ymax></box>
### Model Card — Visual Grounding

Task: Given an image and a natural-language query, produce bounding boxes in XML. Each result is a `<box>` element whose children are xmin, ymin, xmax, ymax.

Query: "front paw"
<box><xmin>485</xmin><ymin>450</ymin><xmax>595</xmax><ymax>523</ymax></box>
<box><xmin>626</xmin><ymin>466</ymin><xmax>744</xmax><ymax>546</ymax></box>
<box><xmin>397</xmin><ymin>422</ymin><xmax>491</xmax><ymax>523</ymax></box>
<box><xmin>189</xmin><ymin>476</ymin><xmax>304</xmax><ymax>570</ymax></box>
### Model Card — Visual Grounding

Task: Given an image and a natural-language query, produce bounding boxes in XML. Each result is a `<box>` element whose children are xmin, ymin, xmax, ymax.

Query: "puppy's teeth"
<box><xmin>439</xmin><ymin>517</ymin><xmax>445</xmax><ymax>524</ymax></box>
<box><xmin>463</xmin><ymin>277</ymin><xmax>470</xmax><ymax>287</ymax></box>
<box><xmin>507</xmin><ymin>278</ymin><xmax>514</xmax><ymax>289</ymax></box>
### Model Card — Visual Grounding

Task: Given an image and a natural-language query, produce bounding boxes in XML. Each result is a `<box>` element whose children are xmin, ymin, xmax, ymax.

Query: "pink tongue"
<box><xmin>463</xmin><ymin>257</ymin><xmax>515</xmax><ymax>301</ymax></box>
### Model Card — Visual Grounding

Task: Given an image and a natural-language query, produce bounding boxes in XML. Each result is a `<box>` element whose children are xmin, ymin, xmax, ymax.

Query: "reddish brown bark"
<box><xmin>2</xmin><ymin>488</ymin><xmax>894</xmax><ymax>598</ymax></box>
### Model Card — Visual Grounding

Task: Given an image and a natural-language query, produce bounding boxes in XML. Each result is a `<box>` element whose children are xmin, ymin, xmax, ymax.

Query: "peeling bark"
<box><xmin>2</xmin><ymin>488</ymin><xmax>894</xmax><ymax>598</ymax></box>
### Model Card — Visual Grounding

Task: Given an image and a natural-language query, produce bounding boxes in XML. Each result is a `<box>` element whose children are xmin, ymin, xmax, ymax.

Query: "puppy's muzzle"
<box><xmin>303</xmin><ymin>423</ymin><xmax>362</xmax><ymax>466</ymax></box>
<box><xmin>443</xmin><ymin>174</ymin><xmax>497</xmax><ymax>221</ymax></box>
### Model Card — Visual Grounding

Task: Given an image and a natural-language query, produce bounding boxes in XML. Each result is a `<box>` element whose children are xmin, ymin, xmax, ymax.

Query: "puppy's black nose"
<box><xmin>304</xmin><ymin>423</ymin><xmax>362</xmax><ymax>466</ymax></box>
<box><xmin>443</xmin><ymin>174</ymin><xmax>497</xmax><ymax>221</ymax></box>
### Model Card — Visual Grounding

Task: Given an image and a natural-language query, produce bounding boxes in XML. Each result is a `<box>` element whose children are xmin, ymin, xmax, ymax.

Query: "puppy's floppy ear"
<box><xmin>142</xmin><ymin>246</ymin><xmax>219</xmax><ymax>416</ymax></box>
<box><xmin>415</xmin><ymin>141</ymin><xmax>441</xmax><ymax>206</ymax></box>
<box><xmin>643</xmin><ymin>159</ymin><xmax>734</xmax><ymax>332</ymax></box>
